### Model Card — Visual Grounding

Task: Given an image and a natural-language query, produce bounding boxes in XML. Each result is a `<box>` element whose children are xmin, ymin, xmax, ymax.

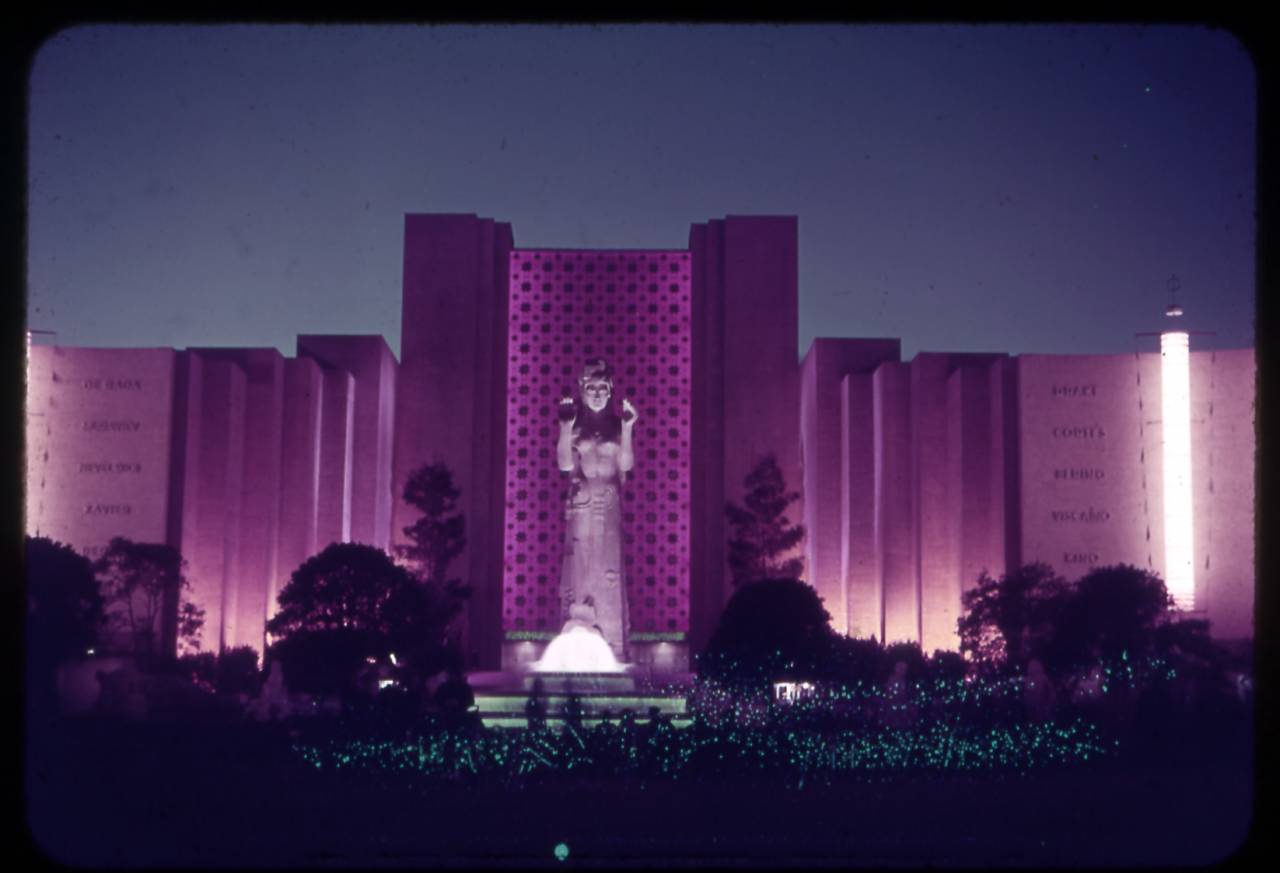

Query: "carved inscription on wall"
<box><xmin>1039</xmin><ymin>378</ymin><xmax>1111</xmax><ymax>568</ymax></box>
<box><xmin>80</xmin><ymin>378</ymin><xmax>145</xmax><ymax>390</ymax></box>
<box><xmin>1050</xmin><ymin>425</ymin><xmax>1106</xmax><ymax>439</ymax></box>
<box><xmin>1053</xmin><ymin>468</ymin><xmax>1105</xmax><ymax>481</ymax></box>
<box><xmin>1050</xmin><ymin>508</ymin><xmax>1111</xmax><ymax>522</ymax></box>
<box><xmin>82</xmin><ymin>420</ymin><xmax>143</xmax><ymax>432</ymax></box>
<box><xmin>84</xmin><ymin>504</ymin><xmax>133</xmax><ymax>515</ymax></box>
<box><xmin>78</xmin><ymin>462</ymin><xmax>143</xmax><ymax>473</ymax></box>
<box><xmin>1021</xmin><ymin>356</ymin><xmax>1167</xmax><ymax>579</ymax></box>
<box><xmin>24</xmin><ymin>347</ymin><xmax>175</xmax><ymax>551</ymax></box>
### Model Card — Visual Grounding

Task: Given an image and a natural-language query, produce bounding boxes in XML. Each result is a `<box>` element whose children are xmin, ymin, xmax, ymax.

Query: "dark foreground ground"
<box><xmin>25</xmin><ymin>712</ymin><xmax>1258</xmax><ymax>868</ymax></box>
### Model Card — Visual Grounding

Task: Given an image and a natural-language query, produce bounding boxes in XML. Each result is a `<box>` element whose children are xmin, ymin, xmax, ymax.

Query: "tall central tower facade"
<box><xmin>393</xmin><ymin>214</ymin><xmax>800</xmax><ymax>670</ymax></box>
<box><xmin>499</xmin><ymin>249</ymin><xmax>693</xmax><ymax>644</ymax></box>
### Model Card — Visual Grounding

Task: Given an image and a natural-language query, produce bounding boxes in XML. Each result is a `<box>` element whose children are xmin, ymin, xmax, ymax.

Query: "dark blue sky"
<box><xmin>26</xmin><ymin>24</ymin><xmax>1255</xmax><ymax>361</ymax></box>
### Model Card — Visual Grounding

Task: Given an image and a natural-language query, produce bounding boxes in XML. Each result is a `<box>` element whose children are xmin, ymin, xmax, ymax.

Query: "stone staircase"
<box><xmin>468</xmin><ymin>670</ymin><xmax>695</xmax><ymax>730</ymax></box>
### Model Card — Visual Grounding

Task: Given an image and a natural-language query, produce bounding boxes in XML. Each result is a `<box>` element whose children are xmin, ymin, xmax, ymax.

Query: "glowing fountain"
<box><xmin>533</xmin><ymin>626</ymin><xmax>626</xmax><ymax>674</ymax></box>
<box><xmin>525</xmin><ymin>600</ymin><xmax>635</xmax><ymax>692</ymax></box>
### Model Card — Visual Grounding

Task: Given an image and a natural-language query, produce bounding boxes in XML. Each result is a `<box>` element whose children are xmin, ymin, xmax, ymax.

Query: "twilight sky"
<box><xmin>26</xmin><ymin>24</ymin><xmax>1256</xmax><ymax>362</ymax></box>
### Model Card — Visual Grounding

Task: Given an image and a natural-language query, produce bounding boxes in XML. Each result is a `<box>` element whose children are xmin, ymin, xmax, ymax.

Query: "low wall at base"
<box><xmin>499</xmin><ymin>639</ymin><xmax>690</xmax><ymax>675</ymax></box>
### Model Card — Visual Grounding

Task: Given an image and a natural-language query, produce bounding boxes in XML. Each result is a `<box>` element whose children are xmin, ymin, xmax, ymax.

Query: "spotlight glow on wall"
<box><xmin>1160</xmin><ymin>330</ymin><xmax>1195</xmax><ymax>610</ymax></box>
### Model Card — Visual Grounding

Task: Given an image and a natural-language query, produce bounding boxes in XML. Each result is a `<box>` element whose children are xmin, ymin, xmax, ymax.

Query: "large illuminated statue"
<box><xmin>552</xmin><ymin>358</ymin><xmax>637</xmax><ymax>663</ymax></box>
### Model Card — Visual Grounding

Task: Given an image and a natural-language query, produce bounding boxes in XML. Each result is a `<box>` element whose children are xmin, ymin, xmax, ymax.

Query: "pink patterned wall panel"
<box><xmin>502</xmin><ymin>249</ymin><xmax>692</xmax><ymax>636</ymax></box>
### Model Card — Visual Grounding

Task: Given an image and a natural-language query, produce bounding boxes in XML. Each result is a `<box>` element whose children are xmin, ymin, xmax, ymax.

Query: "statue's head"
<box><xmin>577</xmin><ymin>358</ymin><xmax>613</xmax><ymax>413</ymax></box>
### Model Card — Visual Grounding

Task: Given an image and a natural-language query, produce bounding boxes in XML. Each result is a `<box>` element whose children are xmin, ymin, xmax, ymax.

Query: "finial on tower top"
<box><xmin>1165</xmin><ymin>274</ymin><xmax>1184</xmax><ymax>318</ymax></box>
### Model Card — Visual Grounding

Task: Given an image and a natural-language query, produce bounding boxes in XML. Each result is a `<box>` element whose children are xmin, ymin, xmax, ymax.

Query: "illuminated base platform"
<box><xmin>501</xmin><ymin>639</ymin><xmax>691</xmax><ymax>673</ymax></box>
<box><xmin>522</xmin><ymin>672</ymin><xmax>637</xmax><ymax>693</ymax></box>
<box><xmin>468</xmin><ymin>670</ymin><xmax>695</xmax><ymax>731</ymax></box>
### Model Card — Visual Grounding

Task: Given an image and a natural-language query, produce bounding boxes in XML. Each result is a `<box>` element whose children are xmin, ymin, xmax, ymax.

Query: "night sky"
<box><xmin>26</xmin><ymin>24</ymin><xmax>1255</xmax><ymax>362</ymax></box>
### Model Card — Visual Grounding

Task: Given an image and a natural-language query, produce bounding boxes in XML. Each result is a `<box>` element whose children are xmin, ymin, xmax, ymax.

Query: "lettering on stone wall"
<box><xmin>81</xmin><ymin>378</ymin><xmax>144</xmax><ymax>390</ymax></box>
<box><xmin>1051</xmin><ymin>384</ymin><xmax>1097</xmax><ymax>398</ymax></box>
<box><xmin>1050</xmin><ymin>508</ymin><xmax>1111</xmax><ymax>522</ymax></box>
<box><xmin>81</xmin><ymin>420</ymin><xmax>142</xmax><ymax>432</ymax></box>
<box><xmin>78</xmin><ymin>461</ymin><xmax>143</xmax><ymax>473</ymax></box>
<box><xmin>84</xmin><ymin>504</ymin><xmax>132</xmax><ymax>515</ymax></box>
<box><xmin>1063</xmin><ymin>552</ymin><xmax>1100</xmax><ymax>565</ymax></box>
<box><xmin>1050</xmin><ymin>425</ymin><xmax>1106</xmax><ymax>439</ymax></box>
<box><xmin>1053</xmin><ymin>468</ymin><xmax>1105</xmax><ymax>481</ymax></box>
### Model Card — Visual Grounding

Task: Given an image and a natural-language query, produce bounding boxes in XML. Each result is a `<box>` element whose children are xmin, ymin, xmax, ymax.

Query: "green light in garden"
<box><xmin>554</xmin><ymin>842</ymin><xmax>570</xmax><ymax>861</ymax></box>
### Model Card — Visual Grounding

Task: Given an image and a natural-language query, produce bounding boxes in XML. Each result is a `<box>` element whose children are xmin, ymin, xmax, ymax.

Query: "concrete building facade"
<box><xmin>24</xmin><ymin>212</ymin><xmax>1256</xmax><ymax>668</ymax></box>
<box><xmin>799</xmin><ymin>339</ymin><xmax>1255</xmax><ymax>652</ymax></box>
<box><xmin>25</xmin><ymin>338</ymin><xmax>397</xmax><ymax>657</ymax></box>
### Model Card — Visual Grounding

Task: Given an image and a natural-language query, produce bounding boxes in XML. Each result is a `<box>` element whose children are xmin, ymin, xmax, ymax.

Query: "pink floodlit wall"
<box><xmin>808</xmin><ymin>344</ymin><xmax>1012</xmax><ymax>651</ymax></box>
<box><xmin>298</xmin><ymin>336</ymin><xmax>398</xmax><ymax>552</ymax></box>
<box><xmin>840</xmin><ymin>373</ymin><xmax>879</xmax><ymax>640</ymax></box>
<box><xmin>188</xmin><ymin>348</ymin><xmax>285</xmax><ymax>655</ymax></box>
<box><xmin>945</xmin><ymin>361</ymin><xmax>1009</xmax><ymax>607</ymax></box>
<box><xmin>800</xmin><ymin>339</ymin><xmax>901</xmax><ymax>634</ymax></box>
<box><xmin>395</xmin><ymin>215</ymin><xmax>514</xmax><ymax>669</ymax></box>
<box><xmin>687</xmin><ymin>217</ymin><xmax>801</xmax><ymax>653</ymax></box>
<box><xmin>177</xmin><ymin>354</ymin><xmax>247</xmax><ymax>653</ymax></box>
<box><xmin>315</xmin><ymin>368</ymin><xmax>355</xmax><ymax>550</ymax></box>
<box><xmin>911</xmin><ymin>355</ymin><xmax>959</xmax><ymax>654</ymax></box>
<box><xmin>911</xmin><ymin>353</ymin><xmax>1008</xmax><ymax>654</ymax></box>
<box><xmin>1191</xmin><ymin>349</ymin><xmax>1254</xmax><ymax>640</ymax></box>
<box><xmin>1018</xmin><ymin>353</ymin><xmax>1161</xmax><ymax>581</ymax></box>
<box><xmin>872</xmin><ymin>362</ymin><xmax>916</xmax><ymax>644</ymax></box>
<box><xmin>277</xmin><ymin>357</ymin><xmax>324</xmax><ymax>594</ymax></box>
<box><xmin>1018</xmin><ymin>349</ymin><xmax>1255</xmax><ymax>640</ymax></box>
<box><xmin>24</xmin><ymin>347</ymin><xmax>178</xmax><ymax>557</ymax></box>
<box><xmin>502</xmin><ymin>249</ymin><xmax>692</xmax><ymax>636</ymax></box>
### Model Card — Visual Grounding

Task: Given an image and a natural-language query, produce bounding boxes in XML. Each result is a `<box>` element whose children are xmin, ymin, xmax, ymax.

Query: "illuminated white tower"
<box><xmin>1160</xmin><ymin>278</ymin><xmax>1195</xmax><ymax>610</ymax></box>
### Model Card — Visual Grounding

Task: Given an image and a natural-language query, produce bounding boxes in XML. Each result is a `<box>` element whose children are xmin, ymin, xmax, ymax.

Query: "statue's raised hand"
<box><xmin>557</xmin><ymin>395</ymin><xmax>577</xmax><ymax>429</ymax></box>
<box><xmin>620</xmin><ymin>397</ymin><xmax>638</xmax><ymax>426</ymax></box>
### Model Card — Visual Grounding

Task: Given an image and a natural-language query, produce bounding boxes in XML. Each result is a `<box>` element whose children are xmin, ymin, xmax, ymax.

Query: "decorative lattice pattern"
<box><xmin>502</xmin><ymin>250</ymin><xmax>692</xmax><ymax>636</ymax></box>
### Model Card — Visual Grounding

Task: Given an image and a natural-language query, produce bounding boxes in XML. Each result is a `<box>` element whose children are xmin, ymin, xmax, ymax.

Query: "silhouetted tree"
<box><xmin>1150</xmin><ymin>617</ymin><xmax>1222</xmax><ymax>677</ymax></box>
<box><xmin>957</xmin><ymin>563</ymin><xmax>1069</xmax><ymax>673</ymax></box>
<box><xmin>26</xmin><ymin>536</ymin><xmax>104</xmax><ymax>666</ymax></box>
<box><xmin>433</xmin><ymin>665</ymin><xmax>477</xmax><ymax>728</ymax></box>
<box><xmin>698</xmin><ymin>578</ymin><xmax>835</xmax><ymax>685</ymax></box>
<box><xmin>1037</xmin><ymin>564</ymin><xmax>1178</xmax><ymax>680</ymax></box>
<box><xmin>828</xmin><ymin>635</ymin><xmax>887</xmax><ymax>684</ymax></box>
<box><xmin>177</xmin><ymin>645</ymin><xmax>261</xmax><ymax>695</ymax></box>
<box><xmin>1146</xmin><ymin>615</ymin><xmax>1239</xmax><ymax>721</ymax></box>
<box><xmin>177</xmin><ymin>601</ymin><xmax>207</xmax><ymax>656</ymax></box>
<box><xmin>1065</xmin><ymin>564</ymin><xmax>1171</xmax><ymax>658</ymax></box>
<box><xmin>26</xmin><ymin>536</ymin><xmax>105</xmax><ymax>715</ymax></box>
<box><xmin>215</xmin><ymin>646</ymin><xmax>262</xmax><ymax>696</ymax></box>
<box><xmin>384</xmin><ymin>577</ymin><xmax>469</xmax><ymax>691</ymax></box>
<box><xmin>883</xmin><ymin>640</ymin><xmax>929</xmax><ymax>680</ymax></box>
<box><xmin>959</xmin><ymin>562</ymin><xmax>1226</xmax><ymax>699</ymax></box>
<box><xmin>267</xmin><ymin>543</ymin><xmax>461</xmax><ymax>698</ymax></box>
<box><xmin>178</xmin><ymin>651</ymin><xmax>218</xmax><ymax>689</ymax></box>
<box><xmin>93</xmin><ymin>537</ymin><xmax>202</xmax><ymax>657</ymax></box>
<box><xmin>725</xmin><ymin>454</ymin><xmax>805</xmax><ymax>586</ymax></box>
<box><xmin>398</xmin><ymin>462</ymin><xmax>467</xmax><ymax>594</ymax></box>
<box><xmin>924</xmin><ymin>649</ymin><xmax>968</xmax><ymax>684</ymax></box>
